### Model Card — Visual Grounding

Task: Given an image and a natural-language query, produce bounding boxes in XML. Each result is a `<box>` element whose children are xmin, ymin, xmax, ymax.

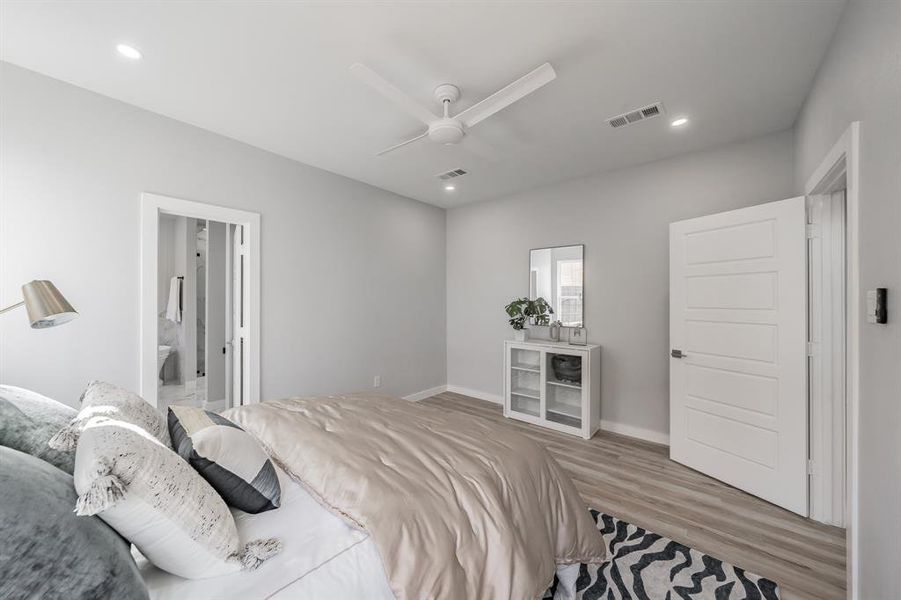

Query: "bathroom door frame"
<box><xmin>140</xmin><ymin>193</ymin><xmax>261</xmax><ymax>409</ymax></box>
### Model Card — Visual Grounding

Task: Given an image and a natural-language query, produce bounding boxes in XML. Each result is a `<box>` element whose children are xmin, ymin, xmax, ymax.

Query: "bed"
<box><xmin>141</xmin><ymin>393</ymin><xmax>605</xmax><ymax>599</ymax></box>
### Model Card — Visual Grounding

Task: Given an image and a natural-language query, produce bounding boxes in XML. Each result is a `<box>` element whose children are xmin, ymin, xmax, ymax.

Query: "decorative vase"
<box><xmin>549</xmin><ymin>322</ymin><xmax>561</xmax><ymax>342</ymax></box>
<box><xmin>513</xmin><ymin>328</ymin><xmax>530</xmax><ymax>342</ymax></box>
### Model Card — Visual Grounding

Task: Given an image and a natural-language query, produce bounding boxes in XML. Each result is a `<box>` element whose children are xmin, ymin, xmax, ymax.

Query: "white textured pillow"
<box><xmin>73</xmin><ymin>416</ymin><xmax>281</xmax><ymax>579</ymax></box>
<box><xmin>49</xmin><ymin>381</ymin><xmax>170</xmax><ymax>451</ymax></box>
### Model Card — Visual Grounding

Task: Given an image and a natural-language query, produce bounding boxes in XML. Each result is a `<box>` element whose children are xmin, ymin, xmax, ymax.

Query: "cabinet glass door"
<box><xmin>545</xmin><ymin>352</ymin><xmax>582</xmax><ymax>429</ymax></box>
<box><xmin>509</xmin><ymin>347</ymin><xmax>540</xmax><ymax>417</ymax></box>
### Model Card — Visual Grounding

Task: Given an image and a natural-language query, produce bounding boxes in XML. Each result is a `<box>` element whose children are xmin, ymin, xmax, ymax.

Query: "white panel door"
<box><xmin>669</xmin><ymin>197</ymin><xmax>807</xmax><ymax>515</ymax></box>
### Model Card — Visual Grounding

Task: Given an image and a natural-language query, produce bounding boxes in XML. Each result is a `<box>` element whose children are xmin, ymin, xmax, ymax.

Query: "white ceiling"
<box><xmin>0</xmin><ymin>1</ymin><xmax>844</xmax><ymax>208</ymax></box>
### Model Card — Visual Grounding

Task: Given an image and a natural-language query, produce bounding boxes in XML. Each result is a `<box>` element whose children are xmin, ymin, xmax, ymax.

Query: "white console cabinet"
<box><xmin>503</xmin><ymin>340</ymin><xmax>600</xmax><ymax>439</ymax></box>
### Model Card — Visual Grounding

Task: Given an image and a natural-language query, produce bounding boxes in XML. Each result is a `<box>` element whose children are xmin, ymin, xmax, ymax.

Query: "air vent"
<box><xmin>606</xmin><ymin>102</ymin><xmax>665</xmax><ymax>129</ymax></box>
<box><xmin>436</xmin><ymin>168</ymin><xmax>467</xmax><ymax>180</ymax></box>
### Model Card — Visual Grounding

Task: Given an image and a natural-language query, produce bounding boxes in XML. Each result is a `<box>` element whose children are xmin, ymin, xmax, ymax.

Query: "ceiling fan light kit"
<box><xmin>350</xmin><ymin>62</ymin><xmax>557</xmax><ymax>156</ymax></box>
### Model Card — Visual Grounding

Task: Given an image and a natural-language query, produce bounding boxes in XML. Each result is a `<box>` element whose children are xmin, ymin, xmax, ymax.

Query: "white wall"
<box><xmin>793</xmin><ymin>1</ymin><xmax>901</xmax><ymax>596</ymax></box>
<box><xmin>0</xmin><ymin>62</ymin><xmax>446</xmax><ymax>406</ymax></box>
<box><xmin>447</xmin><ymin>130</ymin><xmax>795</xmax><ymax>440</ymax></box>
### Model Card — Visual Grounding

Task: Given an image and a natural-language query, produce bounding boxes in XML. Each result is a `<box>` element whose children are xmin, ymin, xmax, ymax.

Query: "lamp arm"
<box><xmin>0</xmin><ymin>300</ymin><xmax>25</xmax><ymax>315</ymax></box>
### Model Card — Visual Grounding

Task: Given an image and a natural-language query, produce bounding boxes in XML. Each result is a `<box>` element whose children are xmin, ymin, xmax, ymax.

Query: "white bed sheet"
<box><xmin>139</xmin><ymin>467</ymin><xmax>395</xmax><ymax>600</ymax></box>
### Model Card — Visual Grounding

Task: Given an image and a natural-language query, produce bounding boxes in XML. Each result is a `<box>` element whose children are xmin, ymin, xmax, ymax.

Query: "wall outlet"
<box><xmin>373</xmin><ymin>375</ymin><xmax>381</xmax><ymax>388</ymax></box>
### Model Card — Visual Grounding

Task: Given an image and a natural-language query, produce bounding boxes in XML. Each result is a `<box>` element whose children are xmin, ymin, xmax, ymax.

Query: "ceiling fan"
<box><xmin>350</xmin><ymin>62</ymin><xmax>556</xmax><ymax>156</ymax></box>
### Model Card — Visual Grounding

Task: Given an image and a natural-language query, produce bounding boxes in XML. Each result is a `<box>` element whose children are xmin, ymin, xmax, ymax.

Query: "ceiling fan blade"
<box><xmin>376</xmin><ymin>131</ymin><xmax>429</xmax><ymax>156</ymax></box>
<box><xmin>456</xmin><ymin>62</ymin><xmax>556</xmax><ymax>128</ymax></box>
<box><xmin>350</xmin><ymin>63</ymin><xmax>437</xmax><ymax>126</ymax></box>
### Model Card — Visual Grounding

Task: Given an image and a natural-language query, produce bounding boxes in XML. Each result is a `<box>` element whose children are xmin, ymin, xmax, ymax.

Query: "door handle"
<box><xmin>671</xmin><ymin>349</ymin><xmax>686</xmax><ymax>359</ymax></box>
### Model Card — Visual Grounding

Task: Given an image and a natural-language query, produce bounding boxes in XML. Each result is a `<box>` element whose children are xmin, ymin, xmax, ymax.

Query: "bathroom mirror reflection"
<box><xmin>158</xmin><ymin>216</ymin><xmax>241</xmax><ymax>412</ymax></box>
<box><xmin>529</xmin><ymin>244</ymin><xmax>584</xmax><ymax>327</ymax></box>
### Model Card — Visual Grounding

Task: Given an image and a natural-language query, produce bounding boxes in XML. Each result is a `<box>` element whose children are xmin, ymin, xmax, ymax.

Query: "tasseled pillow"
<box><xmin>49</xmin><ymin>381</ymin><xmax>171</xmax><ymax>452</ymax></box>
<box><xmin>73</xmin><ymin>415</ymin><xmax>281</xmax><ymax>579</ymax></box>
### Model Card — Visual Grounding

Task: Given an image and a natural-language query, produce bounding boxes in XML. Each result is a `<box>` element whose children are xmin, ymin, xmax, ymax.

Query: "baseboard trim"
<box><xmin>445</xmin><ymin>385</ymin><xmax>503</xmax><ymax>404</ymax></box>
<box><xmin>600</xmin><ymin>419</ymin><xmax>669</xmax><ymax>446</ymax></box>
<box><xmin>403</xmin><ymin>385</ymin><xmax>447</xmax><ymax>402</ymax></box>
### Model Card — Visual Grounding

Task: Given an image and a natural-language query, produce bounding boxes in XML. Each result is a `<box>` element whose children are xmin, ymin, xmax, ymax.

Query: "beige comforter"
<box><xmin>226</xmin><ymin>394</ymin><xmax>606</xmax><ymax>600</ymax></box>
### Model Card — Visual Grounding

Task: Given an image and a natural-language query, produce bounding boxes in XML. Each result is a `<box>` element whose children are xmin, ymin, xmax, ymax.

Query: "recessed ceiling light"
<box><xmin>444</xmin><ymin>185</ymin><xmax>456</xmax><ymax>191</ymax></box>
<box><xmin>671</xmin><ymin>117</ymin><xmax>689</xmax><ymax>127</ymax></box>
<box><xmin>116</xmin><ymin>44</ymin><xmax>143</xmax><ymax>60</ymax></box>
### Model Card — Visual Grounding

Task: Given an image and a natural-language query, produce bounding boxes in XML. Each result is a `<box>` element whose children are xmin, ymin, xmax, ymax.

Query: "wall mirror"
<box><xmin>529</xmin><ymin>245</ymin><xmax>584</xmax><ymax>327</ymax></box>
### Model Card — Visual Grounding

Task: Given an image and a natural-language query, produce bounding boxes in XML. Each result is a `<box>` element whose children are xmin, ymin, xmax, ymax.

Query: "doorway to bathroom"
<box><xmin>157</xmin><ymin>216</ymin><xmax>233</xmax><ymax>411</ymax></box>
<box><xmin>140</xmin><ymin>194</ymin><xmax>260</xmax><ymax>412</ymax></box>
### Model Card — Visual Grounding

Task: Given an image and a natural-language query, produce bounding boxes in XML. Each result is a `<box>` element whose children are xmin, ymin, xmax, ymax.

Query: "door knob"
<box><xmin>671</xmin><ymin>349</ymin><xmax>686</xmax><ymax>359</ymax></box>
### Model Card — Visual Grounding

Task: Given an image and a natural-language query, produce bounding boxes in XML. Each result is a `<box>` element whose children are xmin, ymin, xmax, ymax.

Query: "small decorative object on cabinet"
<box><xmin>548</xmin><ymin>320</ymin><xmax>562</xmax><ymax>342</ymax></box>
<box><xmin>503</xmin><ymin>340</ymin><xmax>600</xmax><ymax>439</ymax></box>
<box><xmin>568</xmin><ymin>326</ymin><xmax>587</xmax><ymax>345</ymax></box>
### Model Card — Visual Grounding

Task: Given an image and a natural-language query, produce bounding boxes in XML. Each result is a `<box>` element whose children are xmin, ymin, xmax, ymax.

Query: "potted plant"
<box><xmin>505</xmin><ymin>297</ymin><xmax>554</xmax><ymax>342</ymax></box>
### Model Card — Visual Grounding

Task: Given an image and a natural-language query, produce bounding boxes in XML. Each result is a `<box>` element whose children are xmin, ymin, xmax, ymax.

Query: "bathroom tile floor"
<box><xmin>158</xmin><ymin>376</ymin><xmax>226</xmax><ymax>413</ymax></box>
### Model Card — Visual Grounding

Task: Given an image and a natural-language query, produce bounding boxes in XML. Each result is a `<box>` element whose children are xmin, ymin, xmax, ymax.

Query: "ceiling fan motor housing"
<box><xmin>350</xmin><ymin>62</ymin><xmax>555</xmax><ymax>154</ymax></box>
<box><xmin>428</xmin><ymin>118</ymin><xmax>465</xmax><ymax>144</ymax></box>
<box><xmin>433</xmin><ymin>83</ymin><xmax>460</xmax><ymax>104</ymax></box>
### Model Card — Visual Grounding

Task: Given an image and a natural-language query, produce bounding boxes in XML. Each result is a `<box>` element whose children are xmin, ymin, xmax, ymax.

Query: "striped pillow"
<box><xmin>168</xmin><ymin>406</ymin><xmax>280</xmax><ymax>514</ymax></box>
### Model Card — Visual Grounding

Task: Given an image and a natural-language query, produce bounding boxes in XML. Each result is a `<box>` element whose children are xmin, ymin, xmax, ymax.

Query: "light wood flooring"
<box><xmin>422</xmin><ymin>392</ymin><xmax>846</xmax><ymax>600</ymax></box>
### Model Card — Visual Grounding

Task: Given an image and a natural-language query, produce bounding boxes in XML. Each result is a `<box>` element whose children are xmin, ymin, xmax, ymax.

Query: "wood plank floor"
<box><xmin>422</xmin><ymin>392</ymin><xmax>846</xmax><ymax>600</ymax></box>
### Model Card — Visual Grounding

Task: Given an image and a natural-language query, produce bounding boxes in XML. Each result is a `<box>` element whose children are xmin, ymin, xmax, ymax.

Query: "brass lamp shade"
<box><xmin>21</xmin><ymin>280</ymin><xmax>78</xmax><ymax>329</ymax></box>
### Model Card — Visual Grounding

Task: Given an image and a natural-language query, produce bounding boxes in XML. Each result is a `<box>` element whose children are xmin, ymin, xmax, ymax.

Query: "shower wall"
<box><xmin>157</xmin><ymin>214</ymin><xmax>197</xmax><ymax>384</ymax></box>
<box><xmin>206</xmin><ymin>221</ymin><xmax>228</xmax><ymax>403</ymax></box>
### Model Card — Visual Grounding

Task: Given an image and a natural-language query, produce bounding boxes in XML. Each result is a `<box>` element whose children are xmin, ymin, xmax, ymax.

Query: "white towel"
<box><xmin>166</xmin><ymin>277</ymin><xmax>182</xmax><ymax>323</ymax></box>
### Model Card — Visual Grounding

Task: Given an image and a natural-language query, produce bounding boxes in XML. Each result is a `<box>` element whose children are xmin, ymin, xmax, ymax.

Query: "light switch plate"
<box><xmin>866</xmin><ymin>288</ymin><xmax>888</xmax><ymax>324</ymax></box>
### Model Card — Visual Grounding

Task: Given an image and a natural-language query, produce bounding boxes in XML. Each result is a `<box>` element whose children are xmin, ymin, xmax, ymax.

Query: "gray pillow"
<box><xmin>0</xmin><ymin>385</ymin><xmax>76</xmax><ymax>474</ymax></box>
<box><xmin>0</xmin><ymin>446</ymin><xmax>149</xmax><ymax>600</ymax></box>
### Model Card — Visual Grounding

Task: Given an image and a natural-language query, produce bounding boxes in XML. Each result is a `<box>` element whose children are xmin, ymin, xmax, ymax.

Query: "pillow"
<box><xmin>0</xmin><ymin>446</ymin><xmax>149</xmax><ymax>600</ymax></box>
<box><xmin>73</xmin><ymin>415</ymin><xmax>281</xmax><ymax>580</ymax></box>
<box><xmin>168</xmin><ymin>405</ymin><xmax>281</xmax><ymax>514</ymax></box>
<box><xmin>49</xmin><ymin>380</ymin><xmax>170</xmax><ymax>451</ymax></box>
<box><xmin>0</xmin><ymin>385</ymin><xmax>77</xmax><ymax>473</ymax></box>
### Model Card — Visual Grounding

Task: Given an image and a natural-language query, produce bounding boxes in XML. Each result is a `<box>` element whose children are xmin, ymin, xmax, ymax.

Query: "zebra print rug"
<box><xmin>544</xmin><ymin>510</ymin><xmax>780</xmax><ymax>599</ymax></box>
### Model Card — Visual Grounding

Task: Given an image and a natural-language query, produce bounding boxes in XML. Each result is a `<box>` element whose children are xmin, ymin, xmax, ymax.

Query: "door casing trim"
<box><xmin>804</xmin><ymin>122</ymin><xmax>859</xmax><ymax>600</ymax></box>
<box><xmin>139</xmin><ymin>193</ymin><xmax>261</xmax><ymax>409</ymax></box>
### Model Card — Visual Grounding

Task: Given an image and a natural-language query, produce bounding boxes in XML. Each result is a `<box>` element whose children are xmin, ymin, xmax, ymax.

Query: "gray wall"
<box><xmin>0</xmin><ymin>62</ymin><xmax>447</xmax><ymax>406</ymax></box>
<box><xmin>793</xmin><ymin>1</ymin><xmax>901</xmax><ymax>596</ymax></box>
<box><xmin>446</xmin><ymin>130</ymin><xmax>795</xmax><ymax>440</ymax></box>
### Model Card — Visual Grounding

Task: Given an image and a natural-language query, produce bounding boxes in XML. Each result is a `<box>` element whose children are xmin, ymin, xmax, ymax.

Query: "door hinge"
<box><xmin>806</xmin><ymin>224</ymin><xmax>819</xmax><ymax>239</ymax></box>
<box><xmin>807</xmin><ymin>341</ymin><xmax>819</xmax><ymax>356</ymax></box>
<box><xmin>807</xmin><ymin>459</ymin><xmax>815</xmax><ymax>475</ymax></box>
